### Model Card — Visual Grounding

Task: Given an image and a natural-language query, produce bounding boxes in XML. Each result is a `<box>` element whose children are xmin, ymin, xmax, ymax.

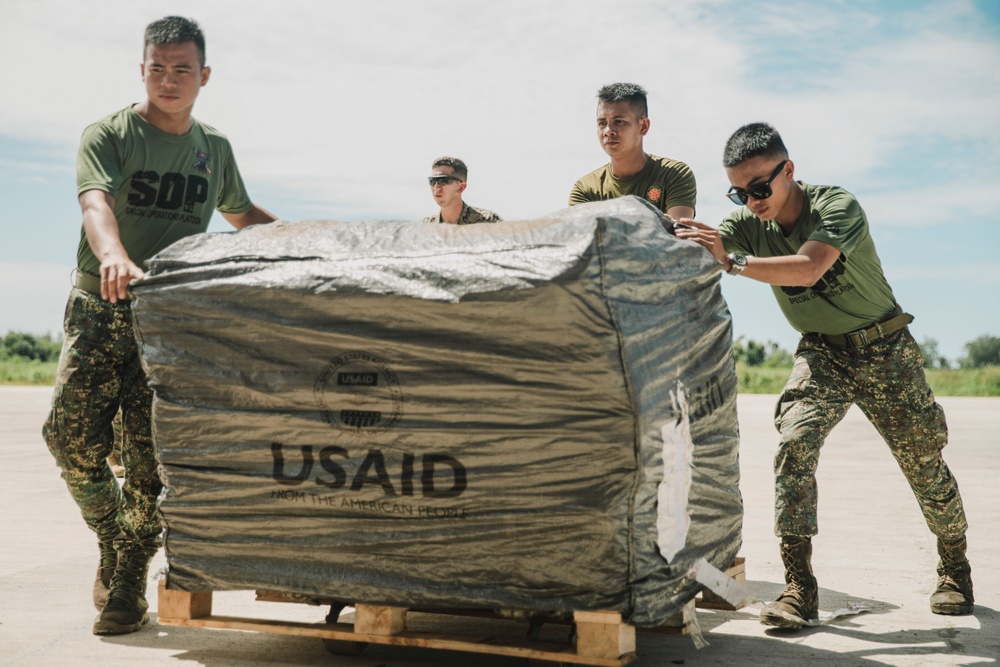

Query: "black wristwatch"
<box><xmin>726</xmin><ymin>253</ymin><xmax>748</xmax><ymax>276</ymax></box>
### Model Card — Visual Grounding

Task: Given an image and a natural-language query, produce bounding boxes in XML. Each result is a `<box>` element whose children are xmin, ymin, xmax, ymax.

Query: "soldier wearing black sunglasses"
<box><xmin>675</xmin><ymin>122</ymin><xmax>973</xmax><ymax>629</ymax></box>
<box><xmin>725</xmin><ymin>159</ymin><xmax>788</xmax><ymax>206</ymax></box>
<box><xmin>422</xmin><ymin>156</ymin><xmax>501</xmax><ymax>225</ymax></box>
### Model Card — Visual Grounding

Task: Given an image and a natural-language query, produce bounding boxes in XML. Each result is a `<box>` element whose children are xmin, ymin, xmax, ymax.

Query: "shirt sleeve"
<box><xmin>806</xmin><ymin>189</ymin><xmax>867</xmax><ymax>258</ymax></box>
<box><xmin>718</xmin><ymin>214</ymin><xmax>754</xmax><ymax>255</ymax></box>
<box><xmin>76</xmin><ymin>122</ymin><xmax>124</xmax><ymax>198</ymax></box>
<box><xmin>662</xmin><ymin>162</ymin><xmax>697</xmax><ymax>213</ymax></box>
<box><xmin>568</xmin><ymin>179</ymin><xmax>593</xmax><ymax>206</ymax></box>
<box><xmin>215</xmin><ymin>142</ymin><xmax>253</xmax><ymax>215</ymax></box>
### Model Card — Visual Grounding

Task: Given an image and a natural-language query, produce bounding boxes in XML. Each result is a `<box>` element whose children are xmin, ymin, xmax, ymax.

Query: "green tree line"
<box><xmin>735</xmin><ymin>334</ymin><xmax>1000</xmax><ymax>369</ymax></box>
<box><xmin>3</xmin><ymin>332</ymin><xmax>1000</xmax><ymax>394</ymax></box>
<box><xmin>0</xmin><ymin>332</ymin><xmax>62</xmax><ymax>362</ymax></box>
<box><xmin>5</xmin><ymin>331</ymin><xmax>1000</xmax><ymax>368</ymax></box>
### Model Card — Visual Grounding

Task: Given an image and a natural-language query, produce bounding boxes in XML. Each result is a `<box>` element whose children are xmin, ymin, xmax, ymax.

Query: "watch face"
<box><xmin>732</xmin><ymin>253</ymin><xmax>747</xmax><ymax>267</ymax></box>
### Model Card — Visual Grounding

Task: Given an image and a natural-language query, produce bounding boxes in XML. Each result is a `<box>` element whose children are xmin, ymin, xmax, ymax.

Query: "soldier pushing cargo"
<box><xmin>675</xmin><ymin>122</ymin><xmax>974</xmax><ymax>628</ymax></box>
<box><xmin>43</xmin><ymin>16</ymin><xmax>278</xmax><ymax>636</ymax></box>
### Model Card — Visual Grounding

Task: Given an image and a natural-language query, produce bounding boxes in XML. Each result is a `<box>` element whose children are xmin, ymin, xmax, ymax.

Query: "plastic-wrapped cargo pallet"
<box><xmin>131</xmin><ymin>195</ymin><xmax>742</xmax><ymax>628</ymax></box>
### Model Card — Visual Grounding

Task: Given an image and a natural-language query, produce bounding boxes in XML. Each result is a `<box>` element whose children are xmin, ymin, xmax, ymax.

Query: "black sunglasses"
<box><xmin>726</xmin><ymin>160</ymin><xmax>788</xmax><ymax>205</ymax></box>
<box><xmin>428</xmin><ymin>176</ymin><xmax>462</xmax><ymax>187</ymax></box>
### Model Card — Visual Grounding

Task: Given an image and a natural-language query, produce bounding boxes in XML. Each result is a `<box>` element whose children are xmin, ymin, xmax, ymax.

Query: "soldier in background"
<box><xmin>423</xmin><ymin>156</ymin><xmax>502</xmax><ymax>224</ymax></box>
<box><xmin>569</xmin><ymin>82</ymin><xmax>696</xmax><ymax>221</ymax></box>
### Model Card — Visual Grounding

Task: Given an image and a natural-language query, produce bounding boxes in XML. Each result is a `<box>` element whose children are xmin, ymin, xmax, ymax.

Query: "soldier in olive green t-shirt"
<box><xmin>569</xmin><ymin>82</ymin><xmax>696</xmax><ymax>221</ymax></box>
<box><xmin>719</xmin><ymin>181</ymin><xmax>897</xmax><ymax>336</ymax></box>
<box><xmin>675</xmin><ymin>122</ymin><xmax>973</xmax><ymax>629</ymax></box>
<box><xmin>43</xmin><ymin>16</ymin><xmax>278</xmax><ymax>638</ymax></box>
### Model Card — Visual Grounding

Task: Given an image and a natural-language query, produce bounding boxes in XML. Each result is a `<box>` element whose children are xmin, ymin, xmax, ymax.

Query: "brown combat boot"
<box><xmin>760</xmin><ymin>536</ymin><xmax>819</xmax><ymax>629</ymax></box>
<box><xmin>91</xmin><ymin>511</ymin><xmax>121</xmax><ymax>610</ymax></box>
<box><xmin>93</xmin><ymin>539</ymin><xmax>116</xmax><ymax>610</ymax></box>
<box><xmin>930</xmin><ymin>536</ymin><xmax>974</xmax><ymax>615</ymax></box>
<box><xmin>93</xmin><ymin>547</ymin><xmax>156</xmax><ymax>635</ymax></box>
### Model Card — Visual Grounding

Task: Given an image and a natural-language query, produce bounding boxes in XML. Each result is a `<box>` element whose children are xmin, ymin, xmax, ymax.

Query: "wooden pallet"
<box><xmin>159</xmin><ymin>582</ymin><xmax>634</xmax><ymax>666</ymax></box>
<box><xmin>157</xmin><ymin>557</ymin><xmax>745</xmax><ymax>666</ymax></box>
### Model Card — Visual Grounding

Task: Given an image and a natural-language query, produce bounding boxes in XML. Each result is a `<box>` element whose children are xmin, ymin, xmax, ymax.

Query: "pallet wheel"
<box><xmin>322</xmin><ymin>638</ymin><xmax>369</xmax><ymax>655</ymax></box>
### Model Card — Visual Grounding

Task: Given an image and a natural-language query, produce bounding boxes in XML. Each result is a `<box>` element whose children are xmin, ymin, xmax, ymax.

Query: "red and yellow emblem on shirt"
<box><xmin>646</xmin><ymin>186</ymin><xmax>662</xmax><ymax>202</ymax></box>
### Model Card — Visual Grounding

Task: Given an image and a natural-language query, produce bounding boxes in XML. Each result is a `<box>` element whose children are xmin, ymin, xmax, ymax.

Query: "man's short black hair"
<box><xmin>723</xmin><ymin>122</ymin><xmax>789</xmax><ymax>167</ymax></box>
<box><xmin>144</xmin><ymin>16</ymin><xmax>206</xmax><ymax>67</ymax></box>
<box><xmin>432</xmin><ymin>156</ymin><xmax>468</xmax><ymax>181</ymax></box>
<box><xmin>597</xmin><ymin>82</ymin><xmax>648</xmax><ymax>119</ymax></box>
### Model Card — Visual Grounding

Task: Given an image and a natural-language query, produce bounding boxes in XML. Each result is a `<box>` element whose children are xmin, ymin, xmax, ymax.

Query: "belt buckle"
<box><xmin>846</xmin><ymin>329</ymin><xmax>869</xmax><ymax>348</ymax></box>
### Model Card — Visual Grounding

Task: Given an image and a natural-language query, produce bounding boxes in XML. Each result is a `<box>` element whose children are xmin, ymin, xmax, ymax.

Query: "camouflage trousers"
<box><xmin>773</xmin><ymin>327</ymin><xmax>967</xmax><ymax>540</ymax></box>
<box><xmin>42</xmin><ymin>288</ymin><xmax>162</xmax><ymax>552</ymax></box>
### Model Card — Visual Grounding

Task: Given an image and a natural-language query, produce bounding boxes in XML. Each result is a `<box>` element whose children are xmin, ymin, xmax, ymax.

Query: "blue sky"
<box><xmin>1</xmin><ymin>0</ymin><xmax>998</xmax><ymax>362</ymax></box>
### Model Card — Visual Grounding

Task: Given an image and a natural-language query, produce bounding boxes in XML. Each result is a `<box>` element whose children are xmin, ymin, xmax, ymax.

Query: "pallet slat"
<box><xmin>158</xmin><ymin>582</ymin><xmax>212</xmax><ymax>620</ymax></box>
<box><xmin>158</xmin><ymin>581</ymin><xmax>635</xmax><ymax>666</ymax></box>
<box><xmin>573</xmin><ymin>611</ymin><xmax>636</xmax><ymax>661</ymax></box>
<box><xmin>355</xmin><ymin>603</ymin><xmax>407</xmax><ymax>636</ymax></box>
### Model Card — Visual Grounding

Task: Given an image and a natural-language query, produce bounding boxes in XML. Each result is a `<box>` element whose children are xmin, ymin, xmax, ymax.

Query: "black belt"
<box><xmin>821</xmin><ymin>308</ymin><xmax>913</xmax><ymax>349</ymax></box>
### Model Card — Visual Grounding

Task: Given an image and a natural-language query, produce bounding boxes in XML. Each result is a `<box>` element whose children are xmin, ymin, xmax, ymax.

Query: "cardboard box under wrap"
<box><xmin>131</xmin><ymin>196</ymin><xmax>742</xmax><ymax>627</ymax></box>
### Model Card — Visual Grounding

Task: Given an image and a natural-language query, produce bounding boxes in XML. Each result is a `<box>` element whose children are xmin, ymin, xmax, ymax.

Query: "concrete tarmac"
<box><xmin>1</xmin><ymin>387</ymin><xmax>996</xmax><ymax>666</ymax></box>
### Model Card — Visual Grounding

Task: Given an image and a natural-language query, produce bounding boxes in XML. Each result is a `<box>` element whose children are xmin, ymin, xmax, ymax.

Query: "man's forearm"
<box><xmin>81</xmin><ymin>192</ymin><xmax>128</xmax><ymax>265</ymax></box>
<box><xmin>734</xmin><ymin>254</ymin><xmax>829</xmax><ymax>287</ymax></box>
<box><xmin>225</xmin><ymin>204</ymin><xmax>278</xmax><ymax>229</ymax></box>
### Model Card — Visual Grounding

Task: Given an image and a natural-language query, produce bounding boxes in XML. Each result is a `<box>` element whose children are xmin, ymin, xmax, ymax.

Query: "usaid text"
<box><xmin>271</xmin><ymin>444</ymin><xmax>467</xmax><ymax>499</ymax></box>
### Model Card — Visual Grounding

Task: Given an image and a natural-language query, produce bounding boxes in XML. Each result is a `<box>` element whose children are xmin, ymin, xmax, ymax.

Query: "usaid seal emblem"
<box><xmin>314</xmin><ymin>352</ymin><xmax>402</xmax><ymax>433</ymax></box>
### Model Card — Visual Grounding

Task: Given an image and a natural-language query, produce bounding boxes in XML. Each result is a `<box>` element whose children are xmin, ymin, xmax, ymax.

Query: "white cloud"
<box><xmin>0</xmin><ymin>0</ymin><xmax>747</xmax><ymax>221</ymax></box>
<box><xmin>671</xmin><ymin>1</ymin><xmax>1000</xmax><ymax>231</ymax></box>
<box><xmin>858</xmin><ymin>180</ymin><xmax>996</xmax><ymax>230</ymax></box>
<box><xmin>3</xmin><ymin>0</ymin><xmax>997</xmax><ymax>226</ymax></box>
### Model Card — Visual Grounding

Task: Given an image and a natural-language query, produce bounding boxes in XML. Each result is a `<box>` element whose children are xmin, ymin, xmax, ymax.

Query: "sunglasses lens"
<box><xmin>726</xmin><ymin>186</ymin><xmax>771</xmax><ymax>205</ymax></box>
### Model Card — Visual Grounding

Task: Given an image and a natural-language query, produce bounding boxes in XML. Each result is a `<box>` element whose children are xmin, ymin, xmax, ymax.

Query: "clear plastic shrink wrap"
<box><xmin>131</xmin><ymin>196</ymin><xmax>742</xmax><ymax>627</ymax></box>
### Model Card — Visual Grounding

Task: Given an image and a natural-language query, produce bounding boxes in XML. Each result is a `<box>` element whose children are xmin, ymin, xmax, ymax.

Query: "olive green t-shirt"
<box><xmin>718</xmin><ymin>183</ymin><xmax>897</xmax><ymax>336</ymax></box>
<box><xmin>75</xmin><ymin>105</ymin><xmax>253</xmax><ymax>275</ymax></box>
<box><xmin>568</xmin><ymin>154</ymin><xmax>697</xmax><ymax>215</ymax></box>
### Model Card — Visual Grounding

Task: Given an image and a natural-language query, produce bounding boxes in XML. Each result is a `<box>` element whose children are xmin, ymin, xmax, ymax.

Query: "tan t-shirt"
<box><xmin>569</xmin><ymin>154</ymin><xmax>696</xmax><ymax>215</ymax></box>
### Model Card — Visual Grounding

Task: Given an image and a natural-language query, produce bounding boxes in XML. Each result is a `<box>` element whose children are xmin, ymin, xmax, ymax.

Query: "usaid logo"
<box><xmin>337</xmin><ymin>372</ymin><xmax>378</xmax><ymax>386</ymax></box>
<box><xmin>314</xmin><ymin>352</ymin><xmax>402</xmax><ymax>433</ymax></box>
